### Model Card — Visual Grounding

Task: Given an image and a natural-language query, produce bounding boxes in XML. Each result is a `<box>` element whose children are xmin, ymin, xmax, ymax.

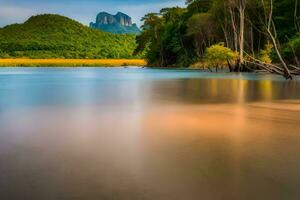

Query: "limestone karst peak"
<box><xmin>90</xmin><ymin>12</ymin><xmax>140</xmax><ymax>34</ymax></box>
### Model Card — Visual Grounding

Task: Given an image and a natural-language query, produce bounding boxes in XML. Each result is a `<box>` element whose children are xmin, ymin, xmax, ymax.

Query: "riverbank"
<box><xmin>0</xmin><ymin>59</ymin><xmax>147</xmax><ymax>67</ymax></box>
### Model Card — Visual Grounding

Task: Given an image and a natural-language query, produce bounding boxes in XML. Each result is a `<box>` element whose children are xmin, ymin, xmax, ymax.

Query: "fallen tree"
<box><xmin>242</xmin><ymin>53</ymin><xmax>300</xmax><ymax>78</ymax></box>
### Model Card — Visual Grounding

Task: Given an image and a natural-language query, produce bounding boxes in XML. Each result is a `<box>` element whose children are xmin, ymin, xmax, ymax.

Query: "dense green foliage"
<box><xmin>0</xmin><ymin>14</ymin><xmax>138</xmax><ymax>59</ymax></box>
<box><xmin>135</xmin><ymin>0</ymin><xmax>300</xmax><ymax>68</ymax></box>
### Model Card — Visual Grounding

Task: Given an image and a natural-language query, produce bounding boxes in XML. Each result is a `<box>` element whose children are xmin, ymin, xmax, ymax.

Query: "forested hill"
<box><xmin>0</xmin><ymin>14</ymin><xmax>137</xmax><ymax>59</ymax></box>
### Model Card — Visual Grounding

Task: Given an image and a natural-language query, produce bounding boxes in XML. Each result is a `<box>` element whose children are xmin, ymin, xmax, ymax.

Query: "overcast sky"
<box><xmin>0</xmin><ymin>0</ymin><xmax>185</xmax><ymax>27</ymax></box>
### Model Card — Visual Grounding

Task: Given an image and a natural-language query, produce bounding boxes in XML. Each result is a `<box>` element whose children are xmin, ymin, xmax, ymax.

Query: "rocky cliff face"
<box><xmin>115</xmin><ymin>12</ymin><xmax>132</xmax><ymax>26</ymax></box>
<box><xmin>90</xmin><ymin>12</ymin><xmax>140</xmax><ymax>34</ymax></box>
<box><xmin>96</xmin><ymin>12</ymin><xmax>117</xmax><ymax>25</ymax></box>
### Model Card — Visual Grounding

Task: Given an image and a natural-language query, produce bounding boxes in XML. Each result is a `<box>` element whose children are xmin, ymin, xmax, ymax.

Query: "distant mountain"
<box><xmin>0</xmin><ymin>14</ymin><xmax>137</xmax><ymax>59</ymax></box>
<box><xmin>90</xmin><ymin>12</ymin><xmax>140</xmax><ymax>34</ymax></box>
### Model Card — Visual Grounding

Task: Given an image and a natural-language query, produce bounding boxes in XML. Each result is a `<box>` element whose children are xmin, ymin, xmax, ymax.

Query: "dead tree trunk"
<box><xmin>229</xmin><ymin>8</ymin><xmax>238</xmax><ymax>52</ymax></box>
<box><xmin>229</xmin><ymin>0</ymin><xmax>246</xmax><ymax>72</ymax></box>
<box><xmin>265</xmin><ymin>0</ymin><xmax>292</xmax><ymax>79</ymax></box>
<box><xmin>238</xmin><ymin>1</ymin><xmax>246</xmax><ymax>69</ymax></box>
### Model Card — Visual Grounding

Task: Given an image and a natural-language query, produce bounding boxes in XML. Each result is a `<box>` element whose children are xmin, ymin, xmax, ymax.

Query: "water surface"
<box><xmin>0</xmin><ymin>68</ymin><xmax>300</xmax><ymax>200</ymax></box>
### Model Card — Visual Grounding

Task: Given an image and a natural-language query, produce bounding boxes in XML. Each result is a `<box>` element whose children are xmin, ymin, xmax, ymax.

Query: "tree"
<box><xmin>259</xmin><ymin>0</ymin><xmax>292</xmax><ymax>79</ymax></box>
<box><xmin>186</xmin><ymin>0</ymin><xmax>213</xmax><ymax>13</ymax></box>
<box><xmin>226</xmin><ymin>0</ymin><xmax>246</xmax><ymax>71</ymax></box>
<box><xmin>135</xmin><ymin>13</ymin><xmax>165</xmax><ymax>66</ymax></box>
<box><xmin>187</xmin><ymin>13</ymin><xmax>218</xmax><ymax>56</ymax></box>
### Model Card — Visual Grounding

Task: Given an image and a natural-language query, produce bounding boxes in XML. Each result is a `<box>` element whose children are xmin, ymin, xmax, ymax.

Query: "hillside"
<box><xmin>0</xmin><ymin>14</ymin><xmax>137</xmax><ymax>59</ymax></box>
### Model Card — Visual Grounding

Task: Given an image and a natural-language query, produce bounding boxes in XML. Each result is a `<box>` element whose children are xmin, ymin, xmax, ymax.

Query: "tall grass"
<box><xmin>0</xmin><ymin>59</ymin><xmax>147</xmax><ymax>67</ymax></box>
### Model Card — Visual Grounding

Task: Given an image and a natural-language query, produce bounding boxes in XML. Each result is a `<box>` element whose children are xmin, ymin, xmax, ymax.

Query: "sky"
<box><xmin>0</xmin><ymin>0</ymin><xmax>185</xmax><ymax>27</ymax></box>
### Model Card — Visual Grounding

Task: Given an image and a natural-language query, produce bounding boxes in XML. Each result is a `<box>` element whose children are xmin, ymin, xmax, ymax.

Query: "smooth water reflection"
<box><xmin>0</xmin><ymin>68</ymin><xmax>300</xmax><ymax>200</ymax></box>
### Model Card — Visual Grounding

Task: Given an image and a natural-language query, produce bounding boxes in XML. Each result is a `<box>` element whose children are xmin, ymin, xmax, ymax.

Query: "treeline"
<box><xmin>135</xmin><ymin>0</ymin><xmax>300</xmax><ymax>78</ymax></box>
<box><xmin>0</xmin><ymin>14</ymin><xmax>138</xmax><ymax>59</ymax></box>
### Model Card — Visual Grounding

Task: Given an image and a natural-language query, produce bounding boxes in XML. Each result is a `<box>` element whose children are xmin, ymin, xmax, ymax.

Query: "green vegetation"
<box><xmin>259</xmin><ymin>44</ymin><xmax>273</xmax><ymax>64</ymax></box>
<box><xmin>135</xmin><ymin>0</ymin><xmax>300</xmax><ymax>78</ymax></box>
<box><xmin>0</xmin><ymin>14</ymin><xmax>138</xmax><ymax>59</ymax></box>
<box><xmin>204</xmin><ymin>43</ymin><xmax>238</xmax><ymax>71</ymax></box>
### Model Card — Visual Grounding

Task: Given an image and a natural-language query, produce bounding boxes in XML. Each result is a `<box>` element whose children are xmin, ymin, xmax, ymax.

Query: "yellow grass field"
<box><xmin>0</xmin><ymin>59</ymin><xmax>147</xmax><ymax>67</ymax></box>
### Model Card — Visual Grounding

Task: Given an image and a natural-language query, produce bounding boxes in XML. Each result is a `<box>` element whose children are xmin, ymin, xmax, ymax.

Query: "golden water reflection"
<box><xmin>148</xmin><ymin>78</ymin><xmax>300</xmax><ymax>104</ymax></box>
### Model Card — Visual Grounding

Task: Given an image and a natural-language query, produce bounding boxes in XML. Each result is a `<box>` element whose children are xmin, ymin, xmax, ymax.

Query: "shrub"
<box><xmin>204</xmin><ymin>43</ymin><xmax>238</xmax><ymax>71</ymax></box>
<box><xmin>259</xmin><ymin>43</ymin><xmax>273</xmax><ymax>64</ymax></box>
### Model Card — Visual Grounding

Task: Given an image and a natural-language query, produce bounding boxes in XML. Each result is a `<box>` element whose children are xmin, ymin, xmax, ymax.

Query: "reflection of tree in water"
<box><xmin>147</xmin><ymin>78</ymin><xmax>300</xmax><ymax>104</ymax></box>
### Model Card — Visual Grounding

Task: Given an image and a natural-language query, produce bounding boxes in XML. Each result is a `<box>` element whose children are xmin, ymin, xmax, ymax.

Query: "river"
<box><xmin>0</xmin><ymin>67</ymin><xmax>300</xmax><ymax>200</ymax></box>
